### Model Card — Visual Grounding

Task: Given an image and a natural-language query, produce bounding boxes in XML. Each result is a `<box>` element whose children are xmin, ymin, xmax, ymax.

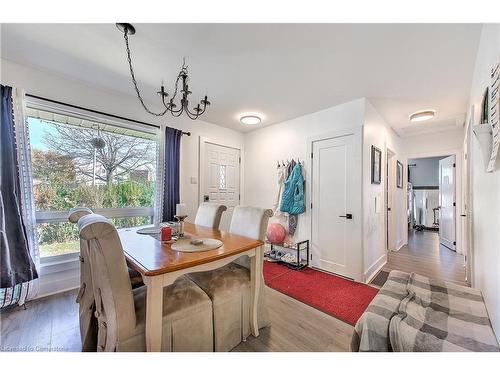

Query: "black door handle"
<box><xmin>204</xmin><ymin>195</ymin><xmax>210</xmax><ymax>202</ymax></box>
<box><xmin>339</xmin><ymin>214</ymin><xmax>353</xmax><ymax>219</ymax></box>
<box><xmin>460</xmin><ymin>214</ymin><xmax>467</xmax><ymax>217</ymax></box>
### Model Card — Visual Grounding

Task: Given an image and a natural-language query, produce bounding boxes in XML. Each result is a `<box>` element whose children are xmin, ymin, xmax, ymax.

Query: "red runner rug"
<box><xmin>263</xmin><ymin>261</ymin><xmax>378</xmax><ymax>325</ymax></box>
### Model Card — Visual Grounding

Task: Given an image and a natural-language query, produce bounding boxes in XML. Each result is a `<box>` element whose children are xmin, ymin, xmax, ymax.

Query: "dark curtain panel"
<box><xmin>0</xmin><ymin>85</ymin><xmax>38</xmax><ymax>288</ymax></box>
<box><xmin>161</xmin><ymin>127</ymin><xmax>182</xmax><ymax>222</ymax></box>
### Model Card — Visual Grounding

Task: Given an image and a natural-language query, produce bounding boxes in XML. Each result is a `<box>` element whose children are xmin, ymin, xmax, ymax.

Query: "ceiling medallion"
<box><xmin>116</xmin><ymin>23</ymin><xmax>210</xmax><ymax>120</ymax></box>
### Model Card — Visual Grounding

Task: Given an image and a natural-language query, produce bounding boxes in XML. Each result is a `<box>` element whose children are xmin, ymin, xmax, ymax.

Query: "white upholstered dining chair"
<box><xmin>194</xmin><ymin>202</ymin><xmax>227</xmax><ymax>229</ymax></box>
<box><xmin>77</xmin><ymin>213</ymin><xmax>214</xmax><ymax>352</ymax></box>
<box><xmin>188</xmin><ymin>206</ymin><xmax>273</xmax><ymax>351</ymax></box>
<box><xmin>68</xmin><ymin>207</ymin><xmax>97</xmax><ymax>352</ymax></box>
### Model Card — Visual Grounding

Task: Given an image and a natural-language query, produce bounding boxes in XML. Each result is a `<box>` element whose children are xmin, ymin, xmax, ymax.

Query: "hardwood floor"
<box><xmin>0</xmin><ymin>286</ymin><xmax>353</xmax><ymax>352</ymax></box>
<box><xmin>382</xmin><ymin>230</ymin><xmax>467</xmax><ymax>286</ymax></box>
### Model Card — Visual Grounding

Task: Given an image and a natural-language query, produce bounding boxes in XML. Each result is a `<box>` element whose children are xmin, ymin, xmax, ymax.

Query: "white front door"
<box><xmin>439</xmin><ymin>155</ymin><xmax>456</xmax><ymax>250</ymax></box>
<box><xmin>202</xmin><ymin>142</ymin><xmax>240</xmax><ymax>231</ymax></box>
<box><xmin>311</xmin><ymin>134</ymin><xmax>356</xmax><ymax>278</ymax></box>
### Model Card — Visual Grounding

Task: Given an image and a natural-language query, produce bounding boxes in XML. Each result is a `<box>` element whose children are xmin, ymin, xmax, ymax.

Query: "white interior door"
<box><xmin>311</xmin><ymin>134</ymin><xmax>356</xmax><ymax>278</ymax></box>
<box><xmin>439</xmin><ymin>155</ymin><xmax>456</xmax><ymax>250</ymax></box>
<box><xmin>202</xmin><ymin>142</ymin><xmax>240</xmax><ymax>231</ymax></box>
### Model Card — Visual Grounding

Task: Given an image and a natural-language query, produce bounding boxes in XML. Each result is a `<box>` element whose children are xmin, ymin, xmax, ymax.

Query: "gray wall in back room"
<box><xmin>408</xmin><ymin>156</ymin><xmax>449</xmax><ymax>187</ymax></box>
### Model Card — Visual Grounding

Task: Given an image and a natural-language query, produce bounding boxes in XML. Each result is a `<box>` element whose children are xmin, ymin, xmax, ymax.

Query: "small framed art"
<box><xmin>371</xmin><ymin>146</ymin><xmax>381</xmax><ymax>184</ymax></box>
<box><xmin>396</xmin><ymin>160</ymin><xmax>404</xmax><ymax>188</ymax></box>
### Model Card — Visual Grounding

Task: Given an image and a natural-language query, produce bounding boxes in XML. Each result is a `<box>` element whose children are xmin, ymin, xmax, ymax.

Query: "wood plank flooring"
<box><xmin>0</xmin><ymin>286</ymin><xmax>353</xmax><ymax>352</ymax></box>
<box><xmin>382</xmin><ymin>230</ymin><xmax>467</xmax><ymax>286</ymax></box>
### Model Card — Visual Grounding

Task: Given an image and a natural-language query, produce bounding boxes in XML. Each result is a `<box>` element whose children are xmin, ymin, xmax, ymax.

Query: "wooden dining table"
<box><xmin>118</xmin><ymin>222</ymin><xmax>264</xmax><ymax>352</ymax></box>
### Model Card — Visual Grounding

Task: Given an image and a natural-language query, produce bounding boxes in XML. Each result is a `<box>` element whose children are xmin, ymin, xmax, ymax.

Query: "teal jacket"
<box><xmin>280</xmin><ymin>164</ymin><xmax>305</xmax><ymax>215</ymax></box>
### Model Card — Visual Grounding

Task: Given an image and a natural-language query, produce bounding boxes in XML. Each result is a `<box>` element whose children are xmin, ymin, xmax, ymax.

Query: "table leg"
<box><xmin>144</xmin><ymin>275</ymin><xmax>163</xmax><ymax>352</ymax></box>
<box><xmin>249</xmin><ymin>246</ymin><xmax>262</xmax><ymax>337</ymax></box>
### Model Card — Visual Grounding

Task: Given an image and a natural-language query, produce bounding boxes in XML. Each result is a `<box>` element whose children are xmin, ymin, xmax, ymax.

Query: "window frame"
<box><xmin>26</xmin><ymin>97</ymin><xmax>159</xmax><ymax>262</ymax></box>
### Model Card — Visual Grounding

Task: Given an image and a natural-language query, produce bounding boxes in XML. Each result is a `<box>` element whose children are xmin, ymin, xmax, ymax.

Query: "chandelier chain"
<box><xmin>124</xmin><ymin>29</ymin><xmax>168</xmax><ymax>116</ymax></box>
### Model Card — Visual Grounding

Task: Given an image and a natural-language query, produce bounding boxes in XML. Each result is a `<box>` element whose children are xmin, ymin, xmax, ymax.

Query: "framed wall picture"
<box><xmin>371</xmin><ymin>146</ymin><xmax>382</xmax><ymax>184</ymax></box>
<box><xmin>396</xmin><ymin>160</ymin><xmax>403</xmax><ymax>188</ymax></box>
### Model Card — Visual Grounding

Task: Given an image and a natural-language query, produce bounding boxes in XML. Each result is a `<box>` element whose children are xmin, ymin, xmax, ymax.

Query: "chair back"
<box><xmin>77</xmin><ymin>214</ymin><xmax>136</xmax><ymax>351</ymax></box>
<box><xmin>68</xmin><ymin>207</ymin><xmax>96</xmax><ymax>351</ymax></box>
<box><xmin>229</xmin><ymin>206</ymin><xmax>273</xmax><ymax>241</ymax></box>
<box><xmin>229</xmin><ymin>206</ymin><xmax>273</xmax><ymax>269</ymax></box>
<box><xmin>194</xmin><ymin>203</ymin><xmax>227</xmax><ymax>229</ymax></box>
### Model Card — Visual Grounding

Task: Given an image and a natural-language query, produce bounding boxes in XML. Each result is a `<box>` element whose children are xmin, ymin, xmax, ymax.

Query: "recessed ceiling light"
<box><xmin>409</xmin><ymin>110</ymin><xmax>436</xmax><ymax>122</ymax></box>
<box><xmin>239</xmin><ymin>114</ymin><xmax>262</xmax><ymax>125</ymax></box>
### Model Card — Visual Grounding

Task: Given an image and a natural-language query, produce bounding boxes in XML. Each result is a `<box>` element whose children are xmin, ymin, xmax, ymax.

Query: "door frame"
<box><xmin>385</xmin><ymin>148</ymin><xmax>397</xmax><ymax>252</ymax></box>
<box><xmin>405</xmin><ymin>148</ymin><xmax>463</xmax><ymax>255</ymax></box>
<box><xmin>198</xmin><ymin>137</ymin><xmax>243</xmax><ymax>209</ymax></box>
<box><xmin>306</xmin><ymin>127</ymin><xmax>363</xmax><ymax>281</ymax></box>
<box><xmin>463</xmin><ymin>105</ymin><xmax>474</xmax><ymax>285</ymax></box>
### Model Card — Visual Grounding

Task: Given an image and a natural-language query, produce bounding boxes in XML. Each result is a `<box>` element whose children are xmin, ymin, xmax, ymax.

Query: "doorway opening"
<box><xmin>385</xmin><ymin>155</ymin><xmax>466</xmax><ymax>285</ymax></box>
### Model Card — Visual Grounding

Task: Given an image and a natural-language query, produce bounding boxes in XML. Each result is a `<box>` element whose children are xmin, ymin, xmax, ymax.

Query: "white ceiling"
<box><xmin>1</xmin><ymin>23</ymin><xmax>482</xmax><ymax>135</ymax></box>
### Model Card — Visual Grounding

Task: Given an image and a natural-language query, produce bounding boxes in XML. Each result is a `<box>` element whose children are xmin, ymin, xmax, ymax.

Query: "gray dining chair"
<box><xmin>194</xmin><ymin>202</ymin><xmax>227</xmax><ymax>229</ymax></box>
<box><xmin>77</xmin><ymin>213</ymin><xmax>214</xmax><ymax>351</ymax></box>
<box><xmin>188</xmin><ymin>205</ymin><xmax>273</xmax><ymax>351</ymax></box>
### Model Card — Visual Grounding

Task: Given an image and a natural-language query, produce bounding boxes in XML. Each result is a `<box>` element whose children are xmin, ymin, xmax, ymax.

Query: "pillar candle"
<box><xmin>176</xmin><ymin>203</ymin><xmax>187</xmax><ymax>216</ymax></box>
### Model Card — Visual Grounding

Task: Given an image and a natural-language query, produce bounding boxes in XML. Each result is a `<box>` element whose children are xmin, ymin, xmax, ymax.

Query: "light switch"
<box><xmin>190</xmin><ymin>176</ymin><xmax>198</xmax><ymax>184</ymax></box>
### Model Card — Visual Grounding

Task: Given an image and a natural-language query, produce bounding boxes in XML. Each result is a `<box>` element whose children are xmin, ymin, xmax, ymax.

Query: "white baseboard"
<box><xmin>364</xmin><ymin>254</ymin><xmax>387</xmax><ymax>283</ymax></box>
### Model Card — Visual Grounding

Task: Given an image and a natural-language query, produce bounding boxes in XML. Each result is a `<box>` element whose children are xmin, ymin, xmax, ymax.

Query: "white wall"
<box><xmin>403</xmin><ymin>128</ymin><xmax>464</xmax><ymax>157</ymax></box>
<box><xmin>244</xmin><ymin>98</ymin><xmax>366</xmax><ymax>280</ymax></box>
<box><xmin>467</xmin><ymin>24</ymin><xmax>500</xmax><ymax>338</ymax></box>
<box><xmin>363</xmin><ymin>100</ymin><xmax>406</xmax><ymax>282</ymax></box>
<box><xmin>1</xmin><ymin>58</ymin><xmax>244</xmax><ymax>296</ymax></box>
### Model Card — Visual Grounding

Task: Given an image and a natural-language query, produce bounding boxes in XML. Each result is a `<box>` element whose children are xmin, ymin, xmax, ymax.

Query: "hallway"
<box><xmin>382</xmin><ymin>230</ymin><xmax>467</xmax><ymax>286</ymax></box>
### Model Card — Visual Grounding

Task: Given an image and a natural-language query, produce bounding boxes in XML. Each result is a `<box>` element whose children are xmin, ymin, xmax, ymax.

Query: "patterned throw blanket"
<box><xmin>351</xmin><ymin>270</ymin><xmax>499</xmax><ymax>352</ymax></box>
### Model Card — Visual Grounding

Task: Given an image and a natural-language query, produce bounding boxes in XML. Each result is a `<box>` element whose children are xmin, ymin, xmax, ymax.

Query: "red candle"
<box><xmin>161</xmin><ymin>226</ymin><xmax>172</xmax><ymax>242</ymax></box>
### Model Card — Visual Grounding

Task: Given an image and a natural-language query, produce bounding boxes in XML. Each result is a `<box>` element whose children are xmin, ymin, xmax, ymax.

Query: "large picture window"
<box><xmin>26</xmin><ymin>105</ymin><xmax>158</xmax><ymax>259</ymax></box>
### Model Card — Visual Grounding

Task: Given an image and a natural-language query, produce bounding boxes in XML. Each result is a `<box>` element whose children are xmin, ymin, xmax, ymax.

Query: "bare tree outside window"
<box><xmin>43</xmin><ymin>121</ymin><xmax>155</xmax><ymax>186</ymax></box>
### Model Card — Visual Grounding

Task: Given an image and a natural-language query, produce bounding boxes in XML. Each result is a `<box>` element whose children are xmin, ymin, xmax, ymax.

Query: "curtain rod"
<box><xmin>25</xmin><ymin>93</ymin><xmax>191</xmax><ymax>136</ymax></box>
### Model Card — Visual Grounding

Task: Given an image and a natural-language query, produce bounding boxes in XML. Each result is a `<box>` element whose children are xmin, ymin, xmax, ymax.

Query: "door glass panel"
<box><xmin>219</xmin><ymin>165</ymin><xmax>227</xmax><ymax>189</ymax></box>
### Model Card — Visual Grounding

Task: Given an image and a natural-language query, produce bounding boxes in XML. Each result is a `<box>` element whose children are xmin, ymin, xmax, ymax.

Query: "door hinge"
<box><xmin>310</xmin><ymin>254</ymin><xmax>313</xmax><ymax>260</ymax></box>
<box><xmin>239</xmin><ymin>157</ymin><xmax>241</xmax><ymax>164</ymax></box>
<box><xmin>310</xmin><ymin>203</ymin><xmax>313</xmax><ymax>209</ymax></box>
<box><xmin>453</xmin><ymin>241</ymin><xmax>456</xmax><ymax>246</ymax></box>
<box><xmin>453</xmin><ymin>202</ymin><xmax>456</xmax><ymax>207</ymax></box>
<box><xmin>311</xmin><ymin>152</ymin><xmax>313</xmax><ymax>159</ymax></box>
<box><xmin>453</xmin><ymin>163</ymin><xmax>456</xmax><ymax>167</ymax></box>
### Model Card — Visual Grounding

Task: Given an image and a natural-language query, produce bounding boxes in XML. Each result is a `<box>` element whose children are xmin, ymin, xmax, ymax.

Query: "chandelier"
<box><xmin>116</xmin><ymin>23</ymin><xmax>211</xmax><ymax>120</ymax></box>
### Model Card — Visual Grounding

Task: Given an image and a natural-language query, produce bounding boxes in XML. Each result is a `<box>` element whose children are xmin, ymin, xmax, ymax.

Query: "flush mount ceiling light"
<box><xmin>239</xmin><ymin>114</ymin><xmax>262</xmax><ymax>125</ymax></box>
<box><xmin>409</xmin><ymin>109</ymin><xmax>436</xmax><ymax>122</ymax></box>
<box><xmin>116</xmin><ymin>23</ymin><xmax>210</xmax><ymax>120</ymax></box>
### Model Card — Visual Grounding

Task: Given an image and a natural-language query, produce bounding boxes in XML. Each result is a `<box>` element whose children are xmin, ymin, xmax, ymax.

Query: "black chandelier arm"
<box><xmin>123</xmin><ymin>29</ymin><xmax>169</xmax><ymax>117</ymax></box>
<box><xmin>185</xmin><ymin>110</ymin><xmax>200</xmax><ymax>120</ymax></box>
<box><xmin>185</xmin><ymin>103</ymin><xmax>206</xmax><ymax>118</ymax></box>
